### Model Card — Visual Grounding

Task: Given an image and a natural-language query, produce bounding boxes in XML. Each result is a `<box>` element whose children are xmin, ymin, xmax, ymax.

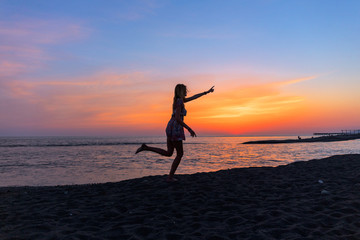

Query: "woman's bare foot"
<box><xmin>135</xmin><ymin>144</ymin><xmax>147</xmax><ymax>154</ymax></box>
<box><xmin>166</xmin><ymin>177</ymin><xmax>178</xmax><ymax>182</ymax></box>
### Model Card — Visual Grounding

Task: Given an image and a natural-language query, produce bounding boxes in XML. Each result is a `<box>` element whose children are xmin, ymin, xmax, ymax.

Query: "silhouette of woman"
<box><xmin>136</xmin><ymin>84</ymin><xmax>214</xmax><ymax>182</ymax></box>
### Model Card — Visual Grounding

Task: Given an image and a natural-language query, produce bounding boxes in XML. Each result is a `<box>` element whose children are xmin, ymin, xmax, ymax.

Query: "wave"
<box><xmin>0</xmin><ymin>142</ymin><xmax>157</xmax><ymax>148</ymax></box>
<box><xmin>0</xmin><ymin>142</ymin><xmax>204</xmax><ymax>148</ymax></box>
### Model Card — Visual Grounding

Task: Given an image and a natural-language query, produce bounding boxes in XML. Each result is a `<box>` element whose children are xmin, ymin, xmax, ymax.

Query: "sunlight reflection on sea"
<box><xmin>1</xmin><ymin>136</ymin><xmax>359</xmax><ymax>186</ymax></box>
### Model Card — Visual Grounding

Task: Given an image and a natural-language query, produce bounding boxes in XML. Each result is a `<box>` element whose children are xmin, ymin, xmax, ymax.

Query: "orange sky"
<box><xmin>2</xmin><ymin>70</ymin><xmax>359</xmax><ymax>136</ymax></box>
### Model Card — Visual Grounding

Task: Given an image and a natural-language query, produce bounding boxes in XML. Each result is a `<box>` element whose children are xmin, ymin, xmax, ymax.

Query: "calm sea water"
<box><xmin>1</xmin><ymin>136</ymin><xmax>360</xmax><ymax>187</ymax></box>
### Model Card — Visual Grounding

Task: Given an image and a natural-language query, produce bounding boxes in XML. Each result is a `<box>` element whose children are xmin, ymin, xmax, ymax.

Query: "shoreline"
<box><xmin>2</xmin><ymin>154</ymin><xmax>360</xmax><ymax>239</ymax></box>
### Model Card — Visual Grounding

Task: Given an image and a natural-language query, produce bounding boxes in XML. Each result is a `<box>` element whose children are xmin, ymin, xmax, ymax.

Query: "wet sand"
<box><xmin>1</xmin><ymin>154</ymin><xmax>360</xmax><ymax>239</ymax></box>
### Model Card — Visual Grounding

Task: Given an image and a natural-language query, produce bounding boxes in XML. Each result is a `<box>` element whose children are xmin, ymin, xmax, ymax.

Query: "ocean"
<box><xmin>1</xmin><ymin>136</ymin><xmax>359</xmax><ymax>187</ymax></box>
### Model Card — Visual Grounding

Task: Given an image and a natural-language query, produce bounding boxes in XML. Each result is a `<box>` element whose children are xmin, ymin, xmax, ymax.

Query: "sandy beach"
<box><xmin>1</xmin><ymin>154</ymin><xmax>360</xmax><ymax>240</ymax></box>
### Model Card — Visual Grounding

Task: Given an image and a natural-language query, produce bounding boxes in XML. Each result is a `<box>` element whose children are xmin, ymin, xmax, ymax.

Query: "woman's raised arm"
<box><xmin>184</xmin><ymin>86</ymin><xmax>214</xmax><ymax>103</ymax></box>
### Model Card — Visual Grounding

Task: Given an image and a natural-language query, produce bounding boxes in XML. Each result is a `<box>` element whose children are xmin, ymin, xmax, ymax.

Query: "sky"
<box><xmin>0</xmin><ymin>0</ymin><xmax>359</xmax><ymax>136</ymax></box>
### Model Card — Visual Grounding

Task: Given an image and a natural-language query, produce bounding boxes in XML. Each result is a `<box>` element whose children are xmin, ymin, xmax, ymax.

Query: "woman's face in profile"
<box><xmin>183</xmin><ymin>88</ymin><xmax>187</xmax><ymax>97</ymax></box>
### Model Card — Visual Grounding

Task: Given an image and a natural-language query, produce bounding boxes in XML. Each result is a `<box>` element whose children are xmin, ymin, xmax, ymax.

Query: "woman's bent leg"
<box><xmin>168</xmin><ymin>140</ymin><xmax>183</xmax><ymax>181</ymax></box>
<box><xmin>135</xmin><ymin>138</ymin><xmax>174</xmax><ymax>157</ymax></box>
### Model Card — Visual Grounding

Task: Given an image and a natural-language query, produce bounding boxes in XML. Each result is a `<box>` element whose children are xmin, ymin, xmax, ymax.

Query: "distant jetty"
<box><xmin>243</xmin><ymin>130</ymin><xmax>360</xmax><ymax>144</ymax></box>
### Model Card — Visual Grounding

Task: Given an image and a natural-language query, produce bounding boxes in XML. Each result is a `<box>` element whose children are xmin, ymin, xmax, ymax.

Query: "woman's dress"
<box><xmin>166</xmin><ymin>98</ymin><xmax>187</xmax><ymax>141</ymax></box>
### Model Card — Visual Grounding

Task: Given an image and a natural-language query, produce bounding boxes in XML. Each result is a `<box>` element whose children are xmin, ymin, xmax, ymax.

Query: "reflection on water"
<box><xmin>1</xmin><ymin>136</ymin><xmax>359</xmax><ymax>186</ymax></box>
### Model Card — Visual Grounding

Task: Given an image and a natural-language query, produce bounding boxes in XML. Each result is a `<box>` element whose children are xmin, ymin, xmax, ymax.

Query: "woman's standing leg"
<box><xmin>135</xmin><ymin>138</ymin><xmax>174</xmax><ymax>157</ymax></box>
<box><xmin>167</xmin><ymin>140</ymin><xmax>183</xmax><ymax>181</ymax></box>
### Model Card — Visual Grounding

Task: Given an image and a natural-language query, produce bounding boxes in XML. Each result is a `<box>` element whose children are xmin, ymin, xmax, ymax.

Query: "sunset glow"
<box><xmin>1</xmin><ymin>1</ymin><xmax>359</xmax><ymax>136</ymax></box>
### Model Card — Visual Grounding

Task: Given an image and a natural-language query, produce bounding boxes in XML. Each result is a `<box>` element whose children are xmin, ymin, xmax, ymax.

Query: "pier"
<box><xmin>244</xmin><ymin>129</ymin><xmax>360</xmax><ymax>144</ymax></box>
<box><xmin>314</xmin><ymin>130</ymin><xmax>360</xmax><ymax>136</ymax></box>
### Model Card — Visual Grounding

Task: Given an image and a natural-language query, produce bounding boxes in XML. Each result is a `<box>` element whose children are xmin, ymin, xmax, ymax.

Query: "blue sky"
<box><xmin>3</xmin><ymin>0</ymin><xmax>359</xmax><ymax>73</ymax></box>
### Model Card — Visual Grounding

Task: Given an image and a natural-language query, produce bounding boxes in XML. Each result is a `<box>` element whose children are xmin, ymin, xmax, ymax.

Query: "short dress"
<box><xmin>166</xmin><ymin>98</ymin><xmax>187</xmax><ymax>141</ymax></box>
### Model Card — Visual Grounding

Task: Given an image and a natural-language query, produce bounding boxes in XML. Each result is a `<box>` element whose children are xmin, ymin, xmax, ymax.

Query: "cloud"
<box><xmin>203</xmin><ymin>96</ymin><xmax>304</xmax><ymax>119</ymax></box>
<box><xmin>0</xmin><ymin>61</ymin><xmax>27</xmax><ymax>77</ymax></box>
<box><xmin>114</xmin><ymin>0</ymin><xmax>162</xmax><ymax>21</ymax></box>
<box><xmin>191</xmin><ymin>75</ymin><xmax>317</xmax><ymax>120</ymax></box>
<box><xmin>274</xmin><ymin>75</ymin><xmax>318</xmax><ymax>86</ymax></box>
<box><xmin>0</xmin><ymin>71</ymin><xmax>171</xmax><ymax>131</ymax></box>
<box><xmin>0</xmin><ymin>19</ymin><xmax>89</xmax><ymax>45</ymax></box>
<box><xmin>161</xmin><ymin>30</ymin><xmax>235</xmax><ymax>40</ymax></box>
<box><xmin>0</xmin><ymin>19</ymin><xmax>90</xmax><ymax>78</ymax></box>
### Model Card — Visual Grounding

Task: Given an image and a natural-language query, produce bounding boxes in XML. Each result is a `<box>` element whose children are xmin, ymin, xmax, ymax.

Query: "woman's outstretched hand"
<box><xmin>206</xmin><ymin>86</ymin><xmax>215</xmax><ymax>94</ymax></box>
<box><xmin>189</xmin><ymin>128</ymin><xmax>197</xmax><ymax>137</ymax></box>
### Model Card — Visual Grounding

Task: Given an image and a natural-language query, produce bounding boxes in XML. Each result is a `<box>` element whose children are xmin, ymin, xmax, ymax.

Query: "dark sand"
<box><xmin>1</xmin><ymin>154</ymin><xmax>360</xmax><ymax>240</ymax></box>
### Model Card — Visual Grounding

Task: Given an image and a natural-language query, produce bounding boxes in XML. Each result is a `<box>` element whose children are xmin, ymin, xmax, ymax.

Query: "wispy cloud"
<box><xmin>204</xmin><ymin>96</ymin><xmax>304</xmax><ymax>119</ymax></box>
<box><xmin>0</xmin><ymin>71</ymin><xmax>171</xmax><ymax>130</ymax></box>
<box><xmin>0</xmin><ymin>19</ymin><xmax>89</xmax><ymax>45</ymax></box>
<box><xmin>0</xmin><ymin>61</ymin><xmax>27</xmax><ymax>77</ymax></box>
<box><xmin>0</xmin><ymin>19</ymin><xmax>90</xmax><ymax>78</ymax></box>
<box><xmin>274</xmin><ymin>75</ymin><xmax>318</xmax><ymax>86</ymax></box>
<box><xmin>192</xmin><ymin>75</ymin><xmax>318</xmax><ymax>120</ymax></box>
<box><xmin>114</xmin><ymin>0</ymin><xmax>162</xmax><ymax>21</ymax></box>
<box><xmin>161</xmin><ymin>30</ymin><xmax>235</xmax><ymax>40</ymax></box>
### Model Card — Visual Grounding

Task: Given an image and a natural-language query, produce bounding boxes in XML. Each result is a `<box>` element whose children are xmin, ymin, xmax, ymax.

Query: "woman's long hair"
<box><xmin>173</xmin><ymin>84</ymin><xmax>188</xmax><ymax>109</ymax></box>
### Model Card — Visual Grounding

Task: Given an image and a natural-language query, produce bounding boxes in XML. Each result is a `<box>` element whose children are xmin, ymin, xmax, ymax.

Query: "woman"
<box><xmin>136</xmin><ymin>84</ymin><xmax>215</xmax><ymax>182</ymax></box>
